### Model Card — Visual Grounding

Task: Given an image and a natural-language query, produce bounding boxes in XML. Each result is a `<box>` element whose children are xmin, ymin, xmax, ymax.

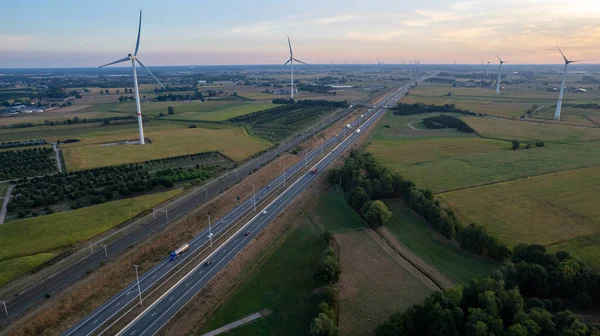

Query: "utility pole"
<box><xmin>134</xmin><ymin>265</ymin><xmax>142</xmax><ymax>306</ymax></box>
<box><xmin>304</xmin><ymin>152</ymin><xmax>308</xmax><ymax>168</ymax></box>
<box><xmin>89</xmin><ymin>242</ymin><xmax>93</xmax><ymax>254</ymax></box>
<box><xmin>253</xmin><ymin>185</ymin><xmax>256</xmax><ymax>211</ymax></box>
<box><xmin>101</xmin><ymin>244</ymin><xmax>107</xmax><ymax>257</ymax></box>
<box><xmin>207</xmin><ymin>215</ymin><xmax>213</xmax><ymax>248</ymax></box>
<box><xmin>2</xmin><ymin>300</ymin><xmax>8</xmax><ymax>317</ymax></box>
<box><xmin>283</xmin><ymin>165</ymin><xmax>286</xmax><ymax>187</ymax></box>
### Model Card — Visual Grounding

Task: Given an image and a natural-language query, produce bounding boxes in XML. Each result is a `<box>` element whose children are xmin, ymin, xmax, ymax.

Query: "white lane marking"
<box><xmin>93</xmin><ymin>319</ymin><xmax>99</xmax><ymax>324</ymax></box>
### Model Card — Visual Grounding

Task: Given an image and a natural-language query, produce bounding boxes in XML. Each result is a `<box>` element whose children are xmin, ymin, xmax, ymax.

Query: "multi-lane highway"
<box><xmin>106</xmin><ymin>83</ymin><xmax>416</xmax><ymax>336</ymax></box>
<box><xmin>0</xmin><ymin>90</ymin><xmax>377</xmax><ymax>327</ymax></box>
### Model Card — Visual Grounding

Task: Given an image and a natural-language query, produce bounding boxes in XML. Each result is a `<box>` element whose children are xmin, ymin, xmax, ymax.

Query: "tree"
<box><xmin>168</xmin><ymin>106</ymin><xmax>175</xmax><ymax>115</ymax></box>
<box><xmin>314</xmin><ymin>248</ymin><xmax>340</xmax><ymax>284</ymax></box>
<box><xmin>310</xmin><ymin>313</ymin><xmax>338</xmax><ymax>336</ymax></box>
<box><xmin>349</xmin><ymin>187</ymin><xmax>370</xmax><ymax>213</ymax></box>
<box><xmin>512</xmin><ymin>139</ymin><xmax>520</xmax><ymax>150</ymax></box>
<box><xmin>364</xmin><ymin>200</ymin><xmax>392</xmax><ymax>227</ymax></box>
<box><xmin>104</xmin><ymin>89</ymin><xmax>109</xmax><ymax>95</ymax></box>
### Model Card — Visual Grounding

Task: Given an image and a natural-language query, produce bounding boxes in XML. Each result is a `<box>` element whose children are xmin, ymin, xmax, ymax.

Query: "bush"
<box><xmin>535</xmin><ymin>140</ymin><xmax>545</xmax><ymax>147</ymax></box>
<box><xmin>512</xmin><ymin>140</ymin><xmax>521</xmax><ymax>150</ymax></box>
<box><xmin>314</xmin><ymin>247</ymin><xmax>340</xmax><ymax>284</ymax></box>
<box><xmin>188</xmin><ymin>124</ymin><xmax>197</xmax><ymax>128</ymax></box>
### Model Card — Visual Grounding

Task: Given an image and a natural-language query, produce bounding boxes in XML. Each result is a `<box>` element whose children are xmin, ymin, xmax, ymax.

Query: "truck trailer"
<box><xmin>170</xmin><ymin>243</ymin><xmax>190</xmax><ymax>261</ymax></box>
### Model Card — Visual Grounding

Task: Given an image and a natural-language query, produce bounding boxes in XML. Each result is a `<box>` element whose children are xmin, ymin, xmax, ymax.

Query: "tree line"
<box><xmin>310</xmin><ymin>233</ymin><xmax>341</xmax><ymax>336</ymax></box>
<box><xmin>422</xmin><ymin>115</ymin><xmax>475</xmax><ymax>132</ymax></box>
<box><xmin>0</xmin><ymin>148</ymin><xmax>56</xmax><ymax>180</ymax></box>
<box><xmin>393</xmin><ymin>102</ymin><xmax>479</xmax><ymax>116</ymax></box>
<box><xmin>377</xmin><ymin>243</ymin><xmax>600</xmax><ymax>335</ymax></box>
<box><xmin>329</xmin><ymin>151</ymin><xmax>510</xmax><ymax>260</ymax></box>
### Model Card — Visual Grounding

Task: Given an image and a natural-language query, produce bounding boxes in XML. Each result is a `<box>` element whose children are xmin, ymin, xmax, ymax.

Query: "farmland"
<box><xmin>404</xmin><ymin>81</ymin><xmax>600</xmax><ymax>119</ymax></box>
<box><xmin>462</xmin><ymin>115</ymin><xmax>600</xmax><ymax>143</ymax></box>
<box><xmin>0</xmin><ymin>190</ymin><xmax>180</xmax><ymax>269</ymax></box>
<box><xmin>231</xmin><ymin>101</ymin><xmax>345</xmax><ymax>142</ymax></box>
<box><xmin>0</xmin><ymin>253</ymin><xmax>57</xmax><ymax>287</ymax></box>
<box><xmin>336</xmin><ymin>230</ymin><xmax>435</xmax><ymax>336</ymax></box>
<box><xmin>61</xmin><ymin>124</ymin><xmax>270</xmax><ymax>170</ymax></box>
<box><xmin>367</xmin><ymin>111</ymin><xmax>600</xmax><ymax>192</ymax></box>
<box><xmin>437</xmin><ymin>166</ymin><xmax>600</xmax><ymax>247</ymax></box>
<box><xmin>0</xmin><ymin>147</ymin><xmax>56</xmax><ymax>180</ymax></box>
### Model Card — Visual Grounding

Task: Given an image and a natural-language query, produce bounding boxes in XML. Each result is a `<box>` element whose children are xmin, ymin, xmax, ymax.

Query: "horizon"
<box><xmin>2</xmin><ymin>0</ymin><xmax>600</xmax><ymax>67</ymax></box>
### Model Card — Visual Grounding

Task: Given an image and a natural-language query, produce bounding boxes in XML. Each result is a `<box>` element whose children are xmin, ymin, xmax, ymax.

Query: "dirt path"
<box><xmin>52</xmin><ymin>143</ymin><xmax>63</xmax><ymax>174</ymax></box>
<box><xmin>407</xmin><ymin>121</ymin><xmax>420</xmax><ymax>130</ymax></box>
<box><xmin>372</xmin><ymin>227</ymin><xmax>454</xmax><ymax>290</ymax></box>
<box><xmin>0</xmin><ymin>185</ymin><xmax>14</xmax><ymax>225</ymax></box>
<box><xmin>200</xmin><ymin>309</ymin><xmax>270</xmax><ymax>336</ymax></box>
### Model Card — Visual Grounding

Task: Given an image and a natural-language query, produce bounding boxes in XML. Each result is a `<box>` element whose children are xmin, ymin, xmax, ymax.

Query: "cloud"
<box><xmin>451</xmin><ymin>1</ymin><xmax>480</xmax><ymax>11</ymax></box>
<box><xmin>343</xmin><ymin>30</ymin><xmax>406</xmax><ymax>41</ymax></box>
<box><xmin>404</xmin><ymin>8</ymin><xmax>472</xmax><ymax>27</ymax></box>
<box><xmin>0</xmin><ymin>35</ymin><xmax>32</xmax><ymax>49</ymax></box>
<box><xmin>311</xmin><ymin>15</ymin><xmax>355</xmax><ymax>24</ymax></box>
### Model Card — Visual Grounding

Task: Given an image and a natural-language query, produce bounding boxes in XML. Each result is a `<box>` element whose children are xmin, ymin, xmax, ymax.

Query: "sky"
<box><xmin>1</xmin><ymin>0</ymin><xmax>600</xmax><ymax>67</ymax></box>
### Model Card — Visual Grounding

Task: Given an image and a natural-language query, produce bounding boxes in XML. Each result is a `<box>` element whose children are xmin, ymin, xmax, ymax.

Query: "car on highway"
<box><xmin>262</xmin><ymin>210</ymin><xmax>268</xmax><ymax>215</ymax></box>
<box><xmin>244</xmin><ymin>231</ymin><xmax>250</xmax><ymax>236</ymax></box>
<box><xmin>204</xmin><ymin>260</ymin><xmax>213</xmax><ymax>266</ymax></box>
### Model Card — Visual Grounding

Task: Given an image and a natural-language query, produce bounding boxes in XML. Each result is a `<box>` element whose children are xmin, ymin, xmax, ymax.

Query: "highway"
<box><xmin>0</xmin><ymin>90</ymin><xmax>373</xmax><ymax>327</ymax></box>
<box><xmin>63</xmin><ymin>95</ymin><xmax>385</xmax><ymax>336</ymax></box>
<box><xmin>111</xmin><ymin>83</ymin><xmax>416</xmax><ymax>336</ymax></box>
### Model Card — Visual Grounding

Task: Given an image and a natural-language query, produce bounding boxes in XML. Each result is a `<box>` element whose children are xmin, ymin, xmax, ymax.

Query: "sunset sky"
<box><xmin>1</xmin><ymin>0</ymin><xmax>600</xmax><ymax>67</ymax></box>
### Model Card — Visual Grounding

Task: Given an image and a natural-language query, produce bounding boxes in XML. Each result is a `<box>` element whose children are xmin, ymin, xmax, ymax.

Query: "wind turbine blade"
<box><xmin>134</xmin><ymin>10</ymin><xmax>142</xmax><ymax>56</ymax></box>
<box><xmin>287</xmin><ymin>36</ymin><xmax>293</xmax><ymax>57</ymax></box>
<box><xmin>293</xmin><ymin>58</ymin><xmax>310</xmax><ymax>66</ymax></box>
<box><xmin>136</xmin><ymin>59</ymin><xmax>165</xmax><ymax>89</ymax></box>
<box><xmin>496</xmin><ymin>54</ymin><xmax>502</xmax><ymax>63</ymax></box>
<box><xmin>556</xmin><ymin>45</ymin><xmax>569</xmax><ymax>63</ymax></box>
<box><xmin>98</xmin><ymin>57</ymin><xmax>130</xmax><ymax>68</ymax></box>
<box><xmin>283</xmin><ymin>59</ymin><xmax>291</xmax><ymax>66</ymax></box>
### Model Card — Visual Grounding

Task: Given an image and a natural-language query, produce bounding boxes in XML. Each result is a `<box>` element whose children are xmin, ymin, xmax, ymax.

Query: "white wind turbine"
<box><xmin>495</xmin><ymin>54</ymin><xmax>506</xmax><ymax>95</ymax></box>
<box><xmin>554</xmin><ymin>46</ymin><xmax>580</xmax><ymax>121</ymax></box>
<box><xmin>98</xmin><ymin>10</ymin><xmax>165</xmax><ymax>145</ymax></box>
<box><xmin>283</xmin><ymin>36</ymin><xmax>309</xmax><ymax>99</ymax></box>
<box><xmin>377</xmin><ymin>58</ymin><xmax>384</xmax><ymax>79</ymax></box>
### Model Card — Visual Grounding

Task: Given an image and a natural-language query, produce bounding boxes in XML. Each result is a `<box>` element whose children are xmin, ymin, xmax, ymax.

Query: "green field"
<box><xmin>438</xmin><ymin>166</ymin><xmax>600</xmax><ymax>247</ymax></box>
<box><xmin>61</xmin><ymin>124</ymin><xmax>271</xmax><ymax>170</ymax></box>
<box><xmin>367</xmin><ymin>112</ymin><xmax>600</xmax><ymax>192</ymax></box>
<box><xmin>0</xmin><ymin>253</ymin><xmax>57</xmax><ymax>287</ymax></box>
<box><xmin>404</xmin><ymin>82</ymin><xmax>600</xmax><ymax>119</ymax></box>
<box><xmin>463</xmin><ymin>115</ymin><xmax>600</xmax><ymax>143</ymax></box>
<box><xmin>164</xmin><ymin>102</ymin><xmax>276</xmax><ymax>121</ymax></box>
<box><xmin>0</xmin><ymin>190</ymin><xmax>181</xmax><ymax>263</ymax></box>
<box><xmin>384</xmin><ymin>199</ymin><xmax>500</xmax><ymax>283</ymax></box>
<box><xmin>549</xmin><ymin>232</ymin><xmax>600</xmax><ymax>269</ymax></box>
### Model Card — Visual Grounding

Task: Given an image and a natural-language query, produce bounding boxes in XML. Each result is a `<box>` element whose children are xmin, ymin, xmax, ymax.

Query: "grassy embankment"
<box><xmin>0</xmin><ymin>190</ymin><xmax>181</xmax><ymax>287</ymax></box>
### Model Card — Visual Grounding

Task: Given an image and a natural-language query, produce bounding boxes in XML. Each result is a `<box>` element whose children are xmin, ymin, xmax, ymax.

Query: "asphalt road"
<box><xmin>112</xmin><ymin>84</ymin><xmax>415</xmax><ymax>336</ymax></box>
<box><xmin>63</xmin><ymin>94</ymin><xmax>386</xmax><ymax>336</ymax></box>
<box><xmin>0</xmin><ymin>95</ymin><xmax>372</xmax><ymax>327</ymax></box>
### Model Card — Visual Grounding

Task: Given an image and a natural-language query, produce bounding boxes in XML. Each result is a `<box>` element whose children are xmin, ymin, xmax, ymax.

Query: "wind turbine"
<box><xmin>554</xmin><ymin>46</ymin><xmax>580</xmax><ymax>121</ymax></box>
<box><xmin>480</xmin><ymin>61</ymin><xmax>484</xmax><ymax>73</ymax></box>
<box><xmin>377</xmin><ymin>58</ymin><xmax>384</xmax><ymax>79</ymax></box>
<box><xmin>486</xmin><ymin>61</ymin><xmax>490</xmax><ymax>76</ymax></box>
<box><xmin>283</xmin><ymin>36</ymin><xmax>308</xmax><ymax>99</ymax></box>
<box><xmin>495</xmin><ymin>54</ymin><xmax>506</xmax><ymax>95</ymax></box>
<box><xmin>98</xmin><ymin>10</ymin><xmax>165</xmax><ymax>145</ymax></box>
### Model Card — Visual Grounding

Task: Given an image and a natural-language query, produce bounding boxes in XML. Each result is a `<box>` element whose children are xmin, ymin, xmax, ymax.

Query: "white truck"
<box><xmin>346</xmin><ymin>124</ymin><xmax>352</xmax><ymax>129</ymax></box>
<box><xmin>355</xmin><ymin>129</ymin><xmax>361</xmax><ymax>134</ymax></box>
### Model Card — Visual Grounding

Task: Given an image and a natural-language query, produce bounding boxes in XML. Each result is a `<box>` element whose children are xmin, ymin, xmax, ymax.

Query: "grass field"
<box><xmin>61</xmin><ymin>124</ymin><xmax>271</xmax><ymax>170</ymax></box>
<box><xmin>0</xmin><ymin>144</ymin><xmax>51</xmax><ymax>153</ymax></box>
<box><xmin>0</xmin><ymin>189</ymin><xmax>181</xmax><ymax>263</ymax></box>
<box><xmin>0</xmin><ymin>253</ymin><xmax>57</xmax><ymax>287</ymax></box>
<box><xmin>463</xmin><ymin>116</ymin><xmax>600</xmax><ymax>143</ymax></box>
<box><xmin>336</xmin><ymin>230</ymin><xmax>435</xmax><ymax>335</ymax></box>
<box><xmin>437</xmin><ymin>166</ymin><xmax>600</xmax><ymax>247</ymax></box>
<box><xmin>384</xmin><ymin>199</ymin><xmax>500</xmax><ymax>283</ymax></box>
<box><xmin>163</xmin><ymin>102</ymin><xmax>276</xmax><ymax>121</ymax></box>
<box><xmin>549</xmin><ymin>233</ymin><xmax>600</xmax><ymax>269</ymax></box>
<box><xmin>368</xmin><ymin>136</ymin><xmax>600</xmax><ymax>193</ymax></box>
<box><xmin>0</xmin><ymin>183</ymin><xmax>9</xmax><ymax>196</ymax></box>
<box><xmin>404</xmin><ymin>82</ymin><xmax>600</xmax><ymax>119</ymax></box>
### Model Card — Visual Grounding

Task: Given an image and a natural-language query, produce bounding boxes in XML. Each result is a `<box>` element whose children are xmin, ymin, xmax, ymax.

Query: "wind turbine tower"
<box><xmin>377</xmin><ymin>58</ymin><xmax>384</xmax><ymax>79</ymax></box>
<box><xmin>98</xmin><ymin>10</ymin><xmax>165</xmax><ymax>145</ymax></box>
<box><xmin>554</xmin><ymin>46</ymin><xmax>579</xmax><ymax>121</ymax></box>
<box><xmin>495</xmin><ymin>54</ymin><xmax>506</xmax><ymax>95</ymax></box>
<box><xmin>486</xmin><ymin>61</ymin><xmax>490</xmax><ymax>76</ymax></box>
<box><xmin>283</xmin><ymin>36</ymin><xmax>309</xmax><ymax>99</ymax></box>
